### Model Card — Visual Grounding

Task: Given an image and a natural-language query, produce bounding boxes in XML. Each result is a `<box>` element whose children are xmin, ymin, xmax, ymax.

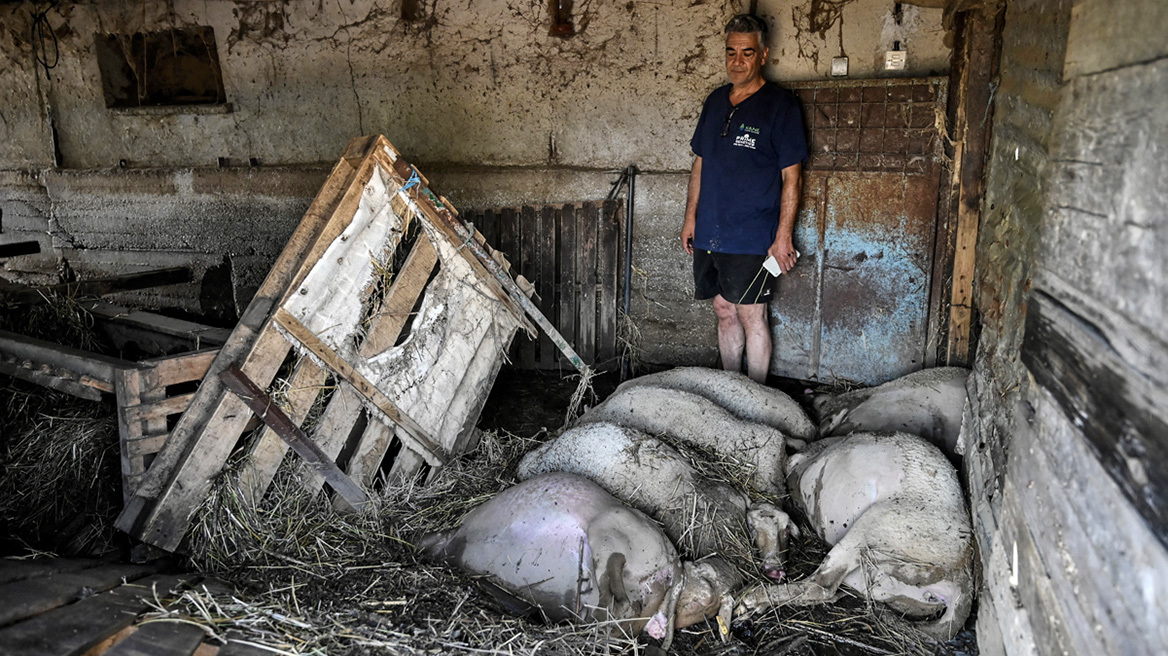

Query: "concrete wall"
<box><xmin>969</xmin><ymin>0</ymin><xmax>1168</xmax><ymax>654</ymax></box>
<box><xmin>0</xmin><ymin>0</ymin><xmax>947</xmax><ymax>361</ymax></box>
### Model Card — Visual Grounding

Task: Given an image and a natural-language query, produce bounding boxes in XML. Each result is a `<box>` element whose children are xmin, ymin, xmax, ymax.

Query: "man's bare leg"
<box><xmin>713</xmin><ymin>294</ymin><xmax>745</xmax><ymax>373</ymax></box>
<box><xmin>738</xmin><ymin>302</ymin><xmax>771</xmax><ymax>383</ymax></box>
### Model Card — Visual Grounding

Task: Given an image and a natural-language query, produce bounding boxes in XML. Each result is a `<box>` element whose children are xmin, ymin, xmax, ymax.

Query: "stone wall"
<box><xmin>969</xmin><ymin>0</ymin><xmax>1168</xmax><ymax>654</ymax></box>
<box><xmin>0</xmin><ymin>0</ymin><xmax>946</xmax><ymax>364</ymax></box>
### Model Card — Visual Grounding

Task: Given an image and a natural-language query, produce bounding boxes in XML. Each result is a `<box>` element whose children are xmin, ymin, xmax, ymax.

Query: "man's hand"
<box><xmin>768</xmin><ymin>236</ymin><xmax>798</xmax><ymax>274</ymax></box>
<box><xmin>682</xmin><ymin>156</ymin><xmax>702</xmax><ymax>255</ymax></box>
<box><xmin>681</xmin><ymin>219</ymin><xmax>696</xmax><ymax>255</ymax></box>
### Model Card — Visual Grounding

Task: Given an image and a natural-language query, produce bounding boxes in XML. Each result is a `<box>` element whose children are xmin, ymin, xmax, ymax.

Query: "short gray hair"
<box><xmin>724</xmin><ymin>14</ymin><xmax>768</xmax><ymax>42</ymax></box>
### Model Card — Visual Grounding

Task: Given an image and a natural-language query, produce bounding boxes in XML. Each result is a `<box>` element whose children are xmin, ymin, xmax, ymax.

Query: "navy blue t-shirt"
<box><xmin>690</xmin><ymin>82</ymin><xmax>807</xmax><ymax>255</ymax></box>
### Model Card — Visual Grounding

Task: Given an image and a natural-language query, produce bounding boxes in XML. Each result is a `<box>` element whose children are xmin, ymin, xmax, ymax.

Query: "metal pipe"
<box><xmin>621</xmin><ymin>165</ymin><xmax>637</xmax><ymax>381</ymax></box>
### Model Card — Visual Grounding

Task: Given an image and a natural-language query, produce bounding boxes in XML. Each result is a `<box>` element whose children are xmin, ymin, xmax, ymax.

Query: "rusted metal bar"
<box><xmin>219</xmin><ymin>363</ymin><xmax>370</xmax><ymax>511</ymax></box>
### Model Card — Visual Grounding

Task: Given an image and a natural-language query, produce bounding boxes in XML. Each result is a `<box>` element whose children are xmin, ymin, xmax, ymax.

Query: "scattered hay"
<box><xmin>0</xmin><ymin>380</ymin><xmax>121</xmax><ymax>557</ymax></box>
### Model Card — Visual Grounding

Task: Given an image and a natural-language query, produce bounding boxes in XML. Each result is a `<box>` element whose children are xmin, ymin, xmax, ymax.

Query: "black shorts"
<box><xmin>693</xmin><ymin>250</ymin><xmax>773</xmax><ymax>304</ymax></box>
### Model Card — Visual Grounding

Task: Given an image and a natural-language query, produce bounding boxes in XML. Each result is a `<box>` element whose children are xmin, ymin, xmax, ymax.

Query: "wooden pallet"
<box><xmin>116</xmin><ymin>135</ymin><xmax>538</xmax><ymax>552</ymax></box>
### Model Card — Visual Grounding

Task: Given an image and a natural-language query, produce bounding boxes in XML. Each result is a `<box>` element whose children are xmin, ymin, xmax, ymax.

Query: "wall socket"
<box><xmin>884</xmin><ymin>50</ymin><xmax>906</xmax><ymax>70</ymax></box>
<box><xmin>831</xmin><ymin>56</ymin><xmax>849</xmax><ymax>77</ymax></box>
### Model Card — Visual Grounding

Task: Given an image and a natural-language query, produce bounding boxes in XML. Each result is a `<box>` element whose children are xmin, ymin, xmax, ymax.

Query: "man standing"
<box><xmin>680</xmin><ymin>14</ymin><xmax>807</xmax><ymax>384</ymax></box>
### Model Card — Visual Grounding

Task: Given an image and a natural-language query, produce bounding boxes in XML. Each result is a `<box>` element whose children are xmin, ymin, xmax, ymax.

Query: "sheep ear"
<box><xmin>601</xmin><ymin>552</ymin><xmax>631</xmax><ymax>614</ymax></box>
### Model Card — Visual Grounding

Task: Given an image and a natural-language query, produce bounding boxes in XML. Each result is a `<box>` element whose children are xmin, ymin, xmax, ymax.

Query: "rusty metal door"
<box><xmin>771</xmin><ymin>78</ymin><xmax>947</xmax><ymax>385</ymax></box>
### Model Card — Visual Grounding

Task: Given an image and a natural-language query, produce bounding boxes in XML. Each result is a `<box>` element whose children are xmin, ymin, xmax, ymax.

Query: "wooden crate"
<box><xmin>116</xmin><ymin>135</ymin><xmax>538</xmax><ymax>552</ymax></box>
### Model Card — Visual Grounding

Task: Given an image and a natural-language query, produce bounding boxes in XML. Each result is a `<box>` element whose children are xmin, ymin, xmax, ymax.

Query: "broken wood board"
<box><xmin>0</xmin><ymin>267</ymin><xmax>193</xmax><ymax>307</ymax></box>
<box><xmin>117</xmin><ymin>135</ymin><xmax>534</xmax><ymax>552</ymax></box>
<box><xmin>0</xmin><ymin>328</ymin><xmax>133</xmax><ymax>400</ymax></box>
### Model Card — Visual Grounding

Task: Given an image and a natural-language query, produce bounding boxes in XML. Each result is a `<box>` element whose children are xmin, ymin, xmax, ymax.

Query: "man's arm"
<box><xmin>681</xmin><ymin>156</ymin><xmax>702</xmax><ymax>255</ymax></box>
<box><xmin>768</xmin><ymin>162</ymin><xmax>803</xmax><ymax>273</ymax></box>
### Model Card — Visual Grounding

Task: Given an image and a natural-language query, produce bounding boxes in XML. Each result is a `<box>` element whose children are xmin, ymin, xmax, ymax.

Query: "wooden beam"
<box><xmin>219</xmin><ymin>364</ymin><xmax>370</xmax><ymax>511</ymax></box>
<box><xmin>85</xmin><ymin>300</ymin><xmax>231</xmax><ymax>346</ymax></box>
<box><xmin>273</xmin><ymin>307</ymin><xmax>447</xmax><ymax>467</ymax></box>
<box><xmin>0</xmin><ymin>328</ymin><xmax>131</xmax><ymax>390</ymax></box>
<box><xmin>0</xmin><ymin>268</ymin><xmax>193</xmax><ymax>306</ymax></box>
<box><xmin>0</xmin><ymin>241</ymin><xmax>41</xmax><ymax>258</ymax></box>
<box><xmin>943</xmin><ymin>6</ymin><xmax>1005</xmax><ymax>365</ymax></box>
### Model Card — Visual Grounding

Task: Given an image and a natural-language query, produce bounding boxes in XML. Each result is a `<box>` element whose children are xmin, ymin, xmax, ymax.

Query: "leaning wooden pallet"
<box><xmin>115</xmin><ymin>135</ymin><xmax>584</xmax><ymax>552</ymax></box>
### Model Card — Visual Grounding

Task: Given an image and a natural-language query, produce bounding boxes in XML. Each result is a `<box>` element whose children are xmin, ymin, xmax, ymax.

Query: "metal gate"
<box><xmin>772</xmin><ymin>78</ymin><xmax>948</xmax><ymax>385</ymax></box>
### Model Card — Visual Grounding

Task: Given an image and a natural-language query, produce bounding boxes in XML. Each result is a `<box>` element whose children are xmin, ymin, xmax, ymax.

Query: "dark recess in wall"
<box><xmin>94</xmin><ymin>27</ymin><xmax>227</xmax><ymax>108</ymax></box>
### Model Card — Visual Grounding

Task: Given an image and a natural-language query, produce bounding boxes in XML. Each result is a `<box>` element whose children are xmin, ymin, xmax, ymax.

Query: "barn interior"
<box><xmin>0</xmin><ymin>1</ymin><xmax>1165</xmax><ymax>655</ymax></box>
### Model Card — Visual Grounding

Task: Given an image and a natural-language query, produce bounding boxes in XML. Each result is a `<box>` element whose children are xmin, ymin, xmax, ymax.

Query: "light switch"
<box><xmin>831</xmin><ymin>56</ymin><xmax>849</xmax><ymax>77</ymax></box>
<box><xmin>884</xmin><ymin>50</ymin><xmax>906</xmax><ymax>70</ymax></box>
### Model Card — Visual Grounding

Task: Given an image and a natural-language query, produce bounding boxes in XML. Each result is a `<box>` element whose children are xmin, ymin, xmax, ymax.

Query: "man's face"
<box><xmin>725</xmin><ymin>31</ymin><xmax>768</xmax><ymax>87</ymax></box>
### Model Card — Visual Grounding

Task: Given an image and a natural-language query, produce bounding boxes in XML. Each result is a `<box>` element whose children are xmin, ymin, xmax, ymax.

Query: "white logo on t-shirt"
<box><xmin>733</xmin><ymin>133</ymin><xmax>757</xmax><ymax>149</ymax></box>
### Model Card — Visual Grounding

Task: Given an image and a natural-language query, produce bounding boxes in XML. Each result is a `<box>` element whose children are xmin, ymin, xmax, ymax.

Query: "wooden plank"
<box><xmin>0</xmin><ymin>329</ymin><xmax>131</xmax><ymax>387</ymax></box>
<box><xmin>1021</xmin><ymin>290</ymin><xmax>1168</xmax><ymax>549</ymax></box>
<box><xmin>219</xmin><ymin>364</ymin><xmax>370</xmax><ymax>511</ymax></box>
<box><xmin>218</xmin><ymin>639</ymin><xmax>279</xmax><ymax>656</ymax></box>
<box><xmin>85</xmin><ymin>301</ymin><xmax>231</xmax><ymax>347</ymax></box>
<box><xmin>103</xmin><ymin>620</ymin><xmax>207</xmax><ymax>656</ymax></box>
<box><xmin>558</xmin><ymin>204</ymin><xmax>578</xmax><ymax>368</ymax></box>
<box><xmin>596</xmin><ymin>199</ymin><xmax>620</xmax><ymax>367</ymax></box>
<box><xmin>944</xmin><ymin>6</ymin><xmax>1003</xmax><ymax>365</ymax></box>
<box><xmin>538</xmin><ymin>206</ymin><xmax>558</xmax><ymax>369</ymax></box>
<box><xmin>234</xmin><ymin>357</ymin><xmax>328</xmax><ymax>505</ymax></box>
<box><xmin>0</xmin><ymin>574</ymin><xmax>191</xmax><ymax>656</ymax></box>
<box><xmin>478</xmin><ymin>209</ymin><xmax>497</xmax><ymax>249</ymax></box>
<box><xmin>117</xmin><ymin>136</ymin><xmax>380</xmax><ymax>550</ymax></box>
<box><xmin>518</xmin><ymin>205</ymin><xmax>538</xmax><ymax>369</ymax></box>
<box><xmin>121</xmin><ymin>393</ymin><xmax>197</xmax><ymax>426</ymax></box>
<box><xmin>578</xmin><ymin>202</ymin><xmax>599</xmax><ymax>366</ymax></box>
<box><xmin>273</xmin><ymin>308</ymin><xmax>446</xmax><ymax>467</ymax></box>
<box><xmin>0</xmin><ymin>241</ymin><xmax>41</xmax><ymax>258</ymax></box>
<box><xmin>124</xmin><ymin>434</ymin><xmax>170</xmax><ymax>458</ymax></box>
<box><xmin>340</xmin><ymin>420</ymin><xmax>395</xmax><ymax>499</ymax></box>
<box><xmin>498</xmin><ymin>208</ymin><xmax>518</xmax><ymax>274</ymax></box>
<box><xmin>140</xmin><ymin>349</ymin><xmax>220</xmax><ymax>385</ymax></box>
<box><xmin>0</xmin><ymin>267</ymin><xmax>193</xmax><ymax>307</ymax></box>
<box><xmin>0</xmin><ymin>563</ymin><xmax>157</xmax><ymax>627</ymax></box>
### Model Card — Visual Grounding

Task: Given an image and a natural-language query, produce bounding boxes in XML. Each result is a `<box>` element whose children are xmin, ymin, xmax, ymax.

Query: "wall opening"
<box><xmin>94</xmin><ymin>27</ymin><xmax>227</xmax><ymax>108</ymax></box>
<box><xmin>549</xmin><ymin>0</ymin><xmax>574</xmax><ymax>37</ymax></box>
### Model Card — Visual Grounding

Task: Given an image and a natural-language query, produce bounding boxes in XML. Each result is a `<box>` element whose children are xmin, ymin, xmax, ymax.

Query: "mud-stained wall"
<box><xmin>0</xmin><ymin>0</ymin><xmax>947</xmax><ymax>367</ymax></box>
<box><xmin>758</xmin><ymin>0</ymin><xmax>949</xmax><ymax>81</ymax></box>
<box><xmin>969</xmin><ymin>0</ymin><xmax>1168</xmax><ymax>654</ymax></box>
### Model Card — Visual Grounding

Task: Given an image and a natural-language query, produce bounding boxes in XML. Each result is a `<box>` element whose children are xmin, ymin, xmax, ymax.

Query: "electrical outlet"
<box><xmin>831</xmin><ymin>56</ymin><xmax>849</xmax><ymax>77</ymax></box>
<box><xmin>884</xmin><ymin>50</ymin><xmax>906</xmax><ymax>70</ymax></box>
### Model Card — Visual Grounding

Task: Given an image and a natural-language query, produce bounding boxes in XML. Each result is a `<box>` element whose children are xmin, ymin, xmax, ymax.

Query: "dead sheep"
<box><xmin>517</xmin><ymin>422</ymin><xmax>795</xmax><ymax>581</ymax></box>
<box><xmin>735</xmin><ymin>431</ymin><xmax>975</xmax><ymax>640</ymax></box>
<box><xmin>574</xmin><ymin>384</ymin><xmax>789</xmax><ymax>496</ymax></box>
<box><xmin>814</xmin><ymin>366</ymin><xmax>970</xmax><ymax>459</ymax></box>
<box><xmin>418</xmin><ymin>472</ymin><xmax>743</xmax><ymax>648</ymax></box>
<box><xmin>617</xmin><ymin>366</ymin><xmax>816</xmax><ymax>443</ymax></box>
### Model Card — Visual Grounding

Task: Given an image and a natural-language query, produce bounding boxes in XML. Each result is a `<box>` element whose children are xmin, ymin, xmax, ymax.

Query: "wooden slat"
<box><xmin>596</xmin><ymin>199</ymin><xmax>620</xmax><ymax>366</ymax></box>
<box><xmin>124</xmin><ymin>434</ymin><xmax>170</xmax><ymax>458</ymax></box>
<box><xmin>478</xmin><ymin>209</ymin><xmax>497</xmax><ymax>249</ymax></box>
<box><xmin>103</xmin><ymin>620</ymin><xmax>207</xmax><ymax>656</ymax></box>
<box><xmin>117</xmin><ymin>136</ymin><xmax>381</xmax><ymax>551</ymax></box>
<box><xmin>0</xmin><ymin>563</ymin><xmax>157</xmax><ymax>627</ymax></box>
<box><xmin>498</xmin><ymin>208</ymin><xmax>518</xmax><ymax>274</ymax></box>
<box><xmin>121</xmin><ymin>392</ymin><xmax>197</xmax><ymax>426</ymax></box>
<box><xmin>0</xmin><ymin>267</ymin><xmax>193</xmax><ymax>307</ymax></box>
<box><xmin>558</xmin><ymin>204</ymin><xmax>578</xmax><ymax>367</ymax></box>
<box><xmin>142</xmin><ymin>349</ymin><xmax>219</xmax><ymax>385</ymax></box>
<box><xmin>518</xmin><ymin>206</ymin><xmax>538</xmax><ymax>369</ymax></box>
<box><xmin>116</xmin><ymin>367</ymin><xmax>147</xmax><ymax>500</ymax></box>
<box><xmin>538</xmin><ymin>206</ymin><xmax>557</xmax><ymax>368</ymax></box>
<box><xmin>360</xmin><ymin>237</ymin><xmax>439</xmax><ymax>355</ymax></box>
<box><xmin>578</xmin><ymin>202</ymin><xmax>599</xmax><ymax>365</ymax></box>
<box><xmin>0</xmin><ymin>574</ymin><xmax>191</xmax><ymax>656</ymax></box>
<box><xmin>273</xmin><ymin>308</ymin><xmax>445</xmax><ymax>467</ymax></box>
<box><xmin>220</xmin><ymin>364</ymin><xmax>370</xmax><ymax>511</ymax></box>
<box><xmin>85</xmin><ymin>301</ymin><xmax>231</xmax><ymax>347</ymax></box>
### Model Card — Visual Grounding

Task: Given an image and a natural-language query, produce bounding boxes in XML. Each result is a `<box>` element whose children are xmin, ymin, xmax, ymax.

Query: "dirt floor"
<box><xmin>0</xmin><ymin>364</ymin><xmax>979</xmax><ymax>655</ymax></box>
